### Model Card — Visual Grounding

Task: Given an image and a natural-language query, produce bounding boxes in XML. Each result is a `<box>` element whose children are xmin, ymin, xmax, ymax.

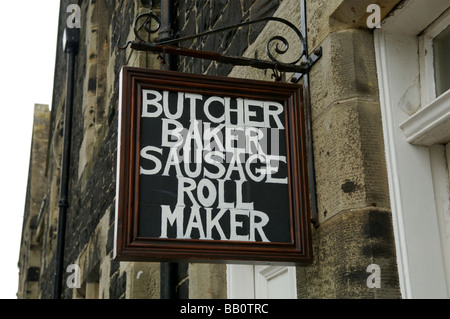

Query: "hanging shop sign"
<box><xmin>114</xmin><ymin>67</ymin><xmax>312</xmax><ymax>265</ymax></box>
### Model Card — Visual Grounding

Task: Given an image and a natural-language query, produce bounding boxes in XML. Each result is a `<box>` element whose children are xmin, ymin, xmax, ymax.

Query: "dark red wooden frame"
<box><xmin>114</xmin><ymin>67</ymin><xmax>312</xmax><ymax>265</ymax></box>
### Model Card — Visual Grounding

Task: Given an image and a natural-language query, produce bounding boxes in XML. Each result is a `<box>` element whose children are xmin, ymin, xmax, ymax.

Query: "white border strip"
<box><xmin>374</xmin><ymin>30</ymin><xmax>412</xmax><ymax>299</ymax></box>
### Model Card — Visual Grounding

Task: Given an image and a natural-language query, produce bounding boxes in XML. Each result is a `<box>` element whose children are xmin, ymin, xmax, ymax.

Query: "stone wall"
<box><xmin>176</xmin><ymin>0</ymin><xmax>281</xmax><ymax>76</ymax></box>
<box><xmin>18</xmin><ymin>104</ymin><xmax>50</xmax><ymax>299</ymax></box>
<box><xmin>34</xmin><ymin>0</ymin><xmax>162</xmax><ymax>299</ymax></box>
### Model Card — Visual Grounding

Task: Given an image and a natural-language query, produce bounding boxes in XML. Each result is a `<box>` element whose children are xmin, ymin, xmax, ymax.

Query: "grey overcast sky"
<box><xmin>0</xmin><ymin>1</ymin><xmax>60</xmax><ymax>298</ymax></box>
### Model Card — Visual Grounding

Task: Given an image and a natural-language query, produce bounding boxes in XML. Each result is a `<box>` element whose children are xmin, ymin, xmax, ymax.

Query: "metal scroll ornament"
<box><xmin>133</xmin><ymin>12</ymin><xmax>161</xmax><ymax>41</ymax></box>
<box><xmin>122</xmin><ymin>12</ymin><xmax>320</xmax><ymax>75</ymax></box>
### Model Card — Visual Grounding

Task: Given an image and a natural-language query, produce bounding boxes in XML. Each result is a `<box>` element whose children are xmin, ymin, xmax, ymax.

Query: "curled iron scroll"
<box><xmin>127</xmin><ymin>12</ymin><xmax>307</xmax><ymax>67</ymax></box>
<box><xmin>263</xmin><ymin>17</ymin><xmax>306</xmax><ymax>65</ymax></box>
<box><xmin>134</xmin><ymin>12</ymin><xmax>161</xmax><ymax>41</ymax></box>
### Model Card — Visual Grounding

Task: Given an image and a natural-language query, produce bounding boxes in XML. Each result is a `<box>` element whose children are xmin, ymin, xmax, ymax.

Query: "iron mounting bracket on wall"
<box><xmin>120</xmin><ymin>11</ymin><xmax>322</xmax><ymax>80</ymax></box>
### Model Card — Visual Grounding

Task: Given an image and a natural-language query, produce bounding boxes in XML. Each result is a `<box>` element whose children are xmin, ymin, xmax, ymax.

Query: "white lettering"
<box><xmin>225</xmin><ymin>97</ymin><xmax>244</xmax><ymax>126</ymax></box>
<box><xmin>163</xmin><ymin>91</ymin><xmax>184</xmax><ymax>119</ymax></box>
<box><xmin>197</xmin><ymin>179</ymin><xmax>216</xmax><ymax>207</ymax></box>
<box><xmin>185</xmin><ymin>93</ymin><xmax>202</xmax><ymax>122</ymax></box>
<box><xmin>250</xmin><ymin>210</ymin><xmax>270</xmax><ymax>242</ymax></box>
<box><xmin>204</xmin><ymin>151</ymin><xmax>226</xmax><ymax>179</ymax></box>
<box><xmin>162</xmin><ymin>147</ymin><xmax>182</xmax><ymax>176</ymax></box>
<box><xmin>139</xmin><ymin>89</ymin><xmax>292</xmax><ymax>244</ymax></box>
<box><xmin>235</xmin><ymin>180</ymin><xmax>253</xmax><ymax>210</ymax></box>
<box><xmin>177</xmin><ymin>177</ymin><xmax>199</xmax><ymax>207</ymax></box>
<box><xmin>160</xmin><ymin>205</ymin><xmax>184</xmax><ymax>238</ymax></box>
<box><xmin>229</xmin><ymin>210</ymin><xmax>249</xmax><ymax>241</ymax></box>
<box><xmin>265</xmin><ymin>155</ymin><xmax>288</xmax><ymax>184</ymax></box>
<box><xmin>184</xmin><ymin>207</ymin><xmax>206</xmax><ymax>239</ymax></box>
<box><xmin>142</xmin><ymin>89</ymin><xmax>163</xmax><ymax>118</ymax></box>
<box><xmin>244</xmin><ymin>99</ymin><xmax>265</xmax><ymax>127</ymax></box>
<box><xmin>264</xmin><ymin>101</ymin><xmax>284</xmax><ymax>129</ymax></box>
<box><xmin>140</xmin><ymin>146</ymin><xmax>162</xmax><ymax>175</ymax></box>
<box><xmin>160</xmin><ymin>205</ymin><xmax>271</xmax><ymax>242</ymax></box>
<box><xmin>217</xmin><ymin>179</ymin><xmax>234</xmax><ymax>209</ymax></box>
<box><xmin>161</xmin><ymin>119</ymin><xmax>184</xmax><ymax>147</ymax></box>
<box><xmin>205</xmin><ymin>208</ymin><xmax>227</xmax><ymax>240</ymax></box>
<box><xmin>204</xmin><ymin>96</ymin><xmax>225</xmax><ymax>123</ymax></box>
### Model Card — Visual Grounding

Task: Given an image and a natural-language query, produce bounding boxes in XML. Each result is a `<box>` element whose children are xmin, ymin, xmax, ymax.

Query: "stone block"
<box><xmin>296</xmin><ymin>208</ymin><xmax>401</xmax><ymax>298</ymax></box>
<box><xmin>309</xmin><ymin>28</ymin><xmax>380</xmax><ymax>121</ymax></box>
<box><xmin>242</xmin><ymin>0</ymin><xmax>257</xmax><ymax>14</ymax></box>
<box><xmin>109</xmin><ymin>271</ymin><xmax>127</xmax><ymax>299</ymax></box>
<box><xmin>306</xmin><ymin>0</ymin><xmax>401</xmax><ymax>51</ymax></box>
<box><xmin>211</xmin><ymin>0</ymin><xmax>228</xmax><ymax>25</ymax></box>
<box><xmin>220</xmin><ymin>0</ymin><xmax>243</xmax><ymax>52</ymax></box>
<box><xmin>188</xmin><ymin>263</ymin><xmax>227</xmax><ymax>299</ymax></box>
<box><xmin>306</xmin><ymin>0</ymin><xmax>342</xmax><ymax>51</ymax></box>
<box><xmin>329</xmin><ymin>0</ymin><xmax>402</xmax><ymax>30</ymax></box>
<box><xmin>229</xmin><ymin>0</ymin><xmax>300</xmax><ymax>80</ymax></box>
<box><xmin>250</xmin><ymin>0</ymin><xmax>280</xmax><ymax>20</ymax></box>
<box><xmin>312</xmin><ymin>98</ymin><xmax>390</xmax><ymax>224</ymax></box>
<box><xmin>125</xmin><ymin>263</ymin><xmax>160</xmax><ymax>299</ymax></box>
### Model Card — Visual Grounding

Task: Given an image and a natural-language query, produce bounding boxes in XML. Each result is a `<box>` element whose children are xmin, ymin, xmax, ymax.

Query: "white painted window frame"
<box><xmin>402</xmin><ymin>8</ymin><xmax>450</xmax><ymax>146</ymax></box>
<box><xmin>419</xmin><ymin>8</ymin><xmax>450</xmax><ymax>104</ymax></box>
<box><xmin>227</xmin><ymin>264</ymin><xmax>256</xmax><ymax>299</ymax></box>
<box><xmin>254</xmin><ymin>266</ymin><xmax>297</xmax><ymax>299</ymax></box>
<box><xmin>374</xmin><ymin>0</ymin><xmax>450</xmax><ymax>299</ymax></box>
<box><xmin>227</xmin><ymin>265</ymin><xmax>297</xmax><ymax>299</ymax></box>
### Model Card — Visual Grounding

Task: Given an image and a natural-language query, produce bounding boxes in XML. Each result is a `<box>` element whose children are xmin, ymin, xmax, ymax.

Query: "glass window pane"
<box><xmin>434</xmin><ymin>25</ymin><xmax>450</xmax><ymax>97</ymax></box>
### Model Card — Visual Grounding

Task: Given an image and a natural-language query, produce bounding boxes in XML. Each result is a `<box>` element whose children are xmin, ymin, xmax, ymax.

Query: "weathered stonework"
<box><xmin>18</xmin><ymin>104</ymin><xmax>50</xmax><ymax>299</ymax></box>
<box><xmin>188</xmin><ymin>264</ymin><xmax>227</xmax><ymax>299</ymax></box>
<box><xmin>309</xmin><ymin>29</ymin><xmax>380</xmax><ymax>121</ymax></box>
<box><xmin>20</xmin><ymin>0</ymin><xmax>164</xmax><ymax>299</ymax></box>
<box><xmin>176</xmin><ymin>0</ymin><xmax>281</xmax><ymax>76</ymax></box>
<box><xmin>297</xmin><ymin>208</ymin><xmax>400</xmax><ymax>298</ymax></box>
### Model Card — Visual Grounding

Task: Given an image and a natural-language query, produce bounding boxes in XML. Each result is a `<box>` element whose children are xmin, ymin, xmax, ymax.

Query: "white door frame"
<box><xmin>227</xmin><ymin>264</ymin><xmax>297</xmax><ymax>299</ymax></box>
<box><xmin>374</xmin><ymin>0</ymin><xmax>450</xmax><ymax>298</ymax></box>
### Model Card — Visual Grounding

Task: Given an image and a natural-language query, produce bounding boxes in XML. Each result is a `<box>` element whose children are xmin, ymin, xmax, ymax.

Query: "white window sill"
<box><xmin>400</xmin><ymin>89</ymin><xmax>450</xmax><ymax>146</ymax></box>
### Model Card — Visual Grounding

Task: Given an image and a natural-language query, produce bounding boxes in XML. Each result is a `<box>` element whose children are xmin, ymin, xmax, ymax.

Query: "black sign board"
<box><xmin>114</xmin><ymin>67</ymin><xmax>312</xmax><ymax>265</ymax></box>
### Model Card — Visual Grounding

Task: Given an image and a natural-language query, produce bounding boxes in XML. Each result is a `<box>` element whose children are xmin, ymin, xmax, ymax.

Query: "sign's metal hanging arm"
<box><xmin>119</xmin><ymin>11</ymin><xmax>322</xmax><ymax>78</ymax></box>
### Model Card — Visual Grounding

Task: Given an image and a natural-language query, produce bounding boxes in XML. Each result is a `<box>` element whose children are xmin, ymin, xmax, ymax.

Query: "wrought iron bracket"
<box><xmin>120</xmin><ymin>12</ymin><xmax>322</xmax><ymax>78</ymax></box>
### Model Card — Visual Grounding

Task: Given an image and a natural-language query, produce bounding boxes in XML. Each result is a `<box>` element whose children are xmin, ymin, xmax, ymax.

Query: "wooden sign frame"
<box><xmin>114</xmin><ymin>67</ymin><xmax>312</xmax><ymax>265</ymax></box>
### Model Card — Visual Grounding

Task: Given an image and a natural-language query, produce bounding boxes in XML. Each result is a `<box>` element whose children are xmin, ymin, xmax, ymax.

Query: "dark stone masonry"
<box><xmin>176</xmin><ymin>0</ymin><xmax>281</xmax><ymax>76</ymax></box>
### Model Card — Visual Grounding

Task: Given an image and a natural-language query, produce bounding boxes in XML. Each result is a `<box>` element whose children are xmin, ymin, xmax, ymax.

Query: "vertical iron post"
<box><xmin>298</xmin><ymin>0</ymin><xmax>319</xmax><ymax>227</ymax></box>
<box><xmin>54</xmin><ymin>27</ymin><xmax>79</xmax><ymax>299</ymax></box>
